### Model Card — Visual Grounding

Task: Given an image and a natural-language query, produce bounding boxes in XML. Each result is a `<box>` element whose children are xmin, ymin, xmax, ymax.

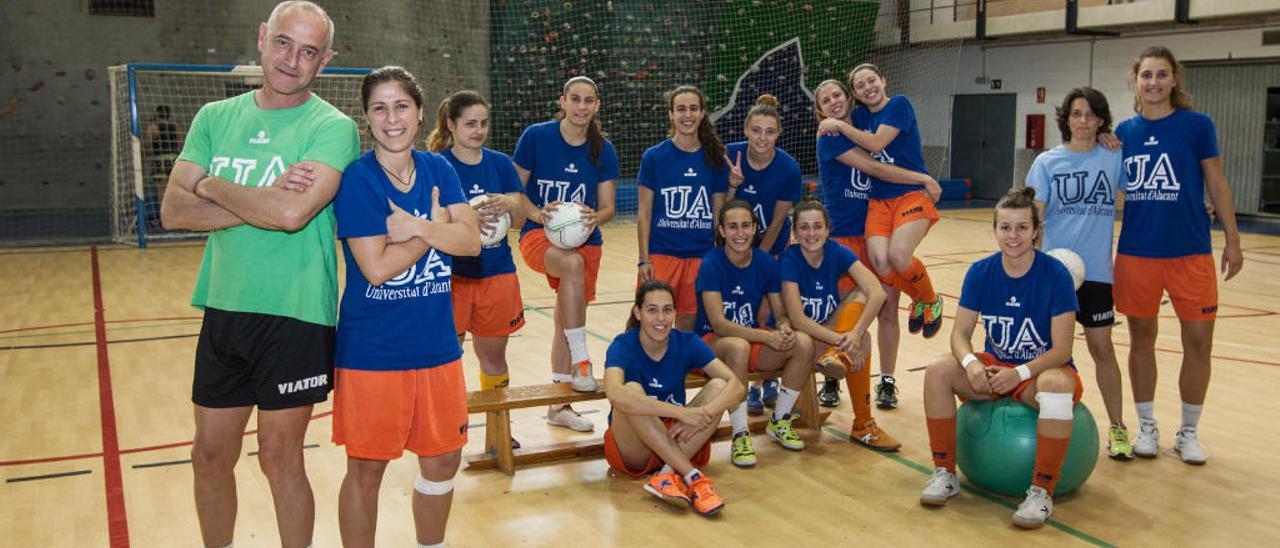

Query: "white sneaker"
<box><xmin>1134</xmin><ymin>418</ymin><xmax>1159</xmax><ymax>458</ymax></box>
<box><xmin>919</xmin><ymin>467</ymin><xmax>960</xmax><ymax>506</ymax></box>
<box><xmin>1013</xmin><ymin>485</ymin><xmax>1053</xmax><ymax>529</ymax></box>
<box><xmin>570</xmin><ymin>360</ymin><xmax>598</xmax><ymax>393</ymax></box>
<box><xmin>547</xmin><ymin>405</ymin><xmax>594</xmax><ymax>432</ymax></box>
<box><xmin>1174</xmin><ymin>426</ymin><xmax>1208</xmax><ymax>465</ymax></box>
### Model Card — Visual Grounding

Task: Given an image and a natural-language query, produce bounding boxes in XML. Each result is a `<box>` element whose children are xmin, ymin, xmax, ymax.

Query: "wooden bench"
<box><xmin>465</xmin><ymin>369</ymin><xmax>830</xmax><ymax>475</ymax></box>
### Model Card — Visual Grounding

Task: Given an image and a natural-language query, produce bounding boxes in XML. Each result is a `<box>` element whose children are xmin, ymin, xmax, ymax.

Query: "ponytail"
<box><xmin>426</xmin><ymin>90</ymin><xmax>490</xmax><ymax>153</ymax></box>
<box><xmin>665</xmin><ymin>85</ymin><xmax>726</xmax><ymax>169</ymax></box>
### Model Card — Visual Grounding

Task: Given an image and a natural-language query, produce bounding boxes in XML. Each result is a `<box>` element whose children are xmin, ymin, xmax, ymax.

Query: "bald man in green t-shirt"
<box><xmin>159</xmin><ymin>2</ymin><xmax>358</xmax><ymax>546</ymax></box>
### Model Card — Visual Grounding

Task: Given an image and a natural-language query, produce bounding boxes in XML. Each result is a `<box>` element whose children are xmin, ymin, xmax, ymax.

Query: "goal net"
<box><xmin>100</xmin><ymin>1</ymin><xmax>961</xmax><ymax>247</ymax></box>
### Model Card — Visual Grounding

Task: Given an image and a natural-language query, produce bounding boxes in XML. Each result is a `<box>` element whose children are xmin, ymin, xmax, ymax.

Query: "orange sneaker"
<box><xmin>643</xmin><ymin>470</ymin><xmax>690</xmax><ymax>507</ymax></box>
<box><xmin>815</xmin><ymin>347</ymin><xmax>852</xmax><ymax>377</ymax></box>
<box><xmin>687</xmin><ymin>472</ymin><xmax>725</xmax><ymax>516</ymax></box>
<box><xmin>850</xmin><ymin>418</ymin><xmax>902</xmax><ymax>452</ymax></box>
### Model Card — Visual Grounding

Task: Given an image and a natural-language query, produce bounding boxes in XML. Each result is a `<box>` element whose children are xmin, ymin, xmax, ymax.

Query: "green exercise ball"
<box><xmin>955</xmin><ymin>398</ymin><xmax>1099</xmax><ymax>497</ymax></box>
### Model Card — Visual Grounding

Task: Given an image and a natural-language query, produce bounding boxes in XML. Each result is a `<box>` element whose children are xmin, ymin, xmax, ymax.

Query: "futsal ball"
<box><xmin>545</xmin><ymin>202</ymin><xmax>591</xmax><ymax>250</ymax></box>
<box><xmin>1046</xmin><ymin>248</ymin><xmax>1085</xmax><ymax>290</ymax></box>
<box><xmin>955</xmin><ymin>398</ymin><xmax>1100</xmax><ymax>497</ymax></box>
<box><xmin>468</xmin><ymin>195</ymin><xmax>510</xmax><ymax>247</ymax></box>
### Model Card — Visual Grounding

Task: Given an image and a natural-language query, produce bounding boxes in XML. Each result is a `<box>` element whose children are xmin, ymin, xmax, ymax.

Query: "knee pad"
<box><xmin>415</xmin><ymin>475</ymin><xmax>454</xmax><ymax>496</ymax></box>
<box><xmin>1035</xmin><ymin>392</ymin><xmax>1074</xmax><ymax>420</ymax></box>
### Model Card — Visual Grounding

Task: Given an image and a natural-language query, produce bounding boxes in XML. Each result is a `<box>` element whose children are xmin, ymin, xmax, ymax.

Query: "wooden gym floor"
<box><xmin>2</xmin><ymin>207</ymin><xmax>1277</xmax><ymax>546</ymax></box>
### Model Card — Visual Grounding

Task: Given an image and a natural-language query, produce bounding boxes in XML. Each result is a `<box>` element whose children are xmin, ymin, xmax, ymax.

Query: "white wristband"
<box><xmin>1015</xmin><ymin>364</ymin><xmax>1032</xmax><ymax>381</ymax></box>
<box><xmin>961</xmin><ymin>353</ymin><xmax>980</xmax><ymax>368</ymax></box>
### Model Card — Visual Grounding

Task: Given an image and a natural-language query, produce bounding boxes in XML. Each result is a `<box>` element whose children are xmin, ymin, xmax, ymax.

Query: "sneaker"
<box><xmin>687</xmin><ymin>472</ymin><xmax>725</xmax><ymax>516</ymax></box>
<box><xmin>1012</xmin><ymin>485</ymin><xmax>1053</xmax><ymax>529</ymax></box>
<box><xmin>547</xmin><ymin>405</ymin><xmax>594</xmax><ymax>432</ymax></box>
<box><xmin>907</xmin><ymin>300</ymin><xmax>925</xmax><ymax>334</ymax></box>
<box><xmin>850</xmin><ymin>418</ymin><xmax>902</xmax><ymax>451</ymax></box>
<box><xmin>643</xmin><ymin>470</ymin><xmax>690</xmax><ymax>507</ymax></box>
<box><xmin>746</xmin><ymin>384</ymin><xmax>765</xmax><ymax>416</ymax></box>
<box><xmin>875</xmin><ymin>376</ymin><xmax>899</xmax><ymax>410</ymax></box>
<box><xmin>1174</xmin><ymin>426</ymin><xmax>1207</xmax><ymax>465</ymax></box>
<box><xmin>921</xmin><ymin>297</ymin><xmax>945</xmax><ymax>339</ymax></box>
<box><xmin>730</xmin><ymin>431</ymin><xmax>757</xmax><ymax>467</ymax></box>
<box><xmin>766</xmin><ymin>414</ymin><xmax>805</xmax><ymax>451</ymax></box>
<box><xmin>818</xmin><ymin>378</ymin><xmax>841</xmax><ymax>407</ymax></box>
<box><xmin>570</xmin><ymin>360</ymin><xmax>597</xmax><ymax>392</ymax></box>
<box><xmin>1107</xmin><ymin>425</ymin><xmax>1134</xmax><ymax>460</ymax></box>
<box><xmin>815</xmin><ymin>348</ymin><xmax>851</xmax><ymax>378</ymax></box>
<box><xmin>1134</xmin><ymin>418</ymin><xmax>1159</xmax><ymax>458</ymax></box>
<box><xmin>761</xmin><ymin>379</ymin><xmax>779</xmax><ymax>407</ymax></box>
<box><xmin>919</xmin><ymin>467</ymin><xmax>959</xmax><ymax>506</ymax></box>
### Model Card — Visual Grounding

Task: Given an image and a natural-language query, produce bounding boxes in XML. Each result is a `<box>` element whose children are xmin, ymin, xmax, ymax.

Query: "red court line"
<box><xmin>0</xmin><ymin>316</ymin><xmax>203</xmax><ymax>335</ymax></box>
<box><xmin>91</xmin><ymin>247</ymin><xmax>130</xmax><ymax>547</ymax></box>
<box><xmin>0</xmin><ymin>411</ymin><xmax>335</xmax><ymax>467</ymax></box>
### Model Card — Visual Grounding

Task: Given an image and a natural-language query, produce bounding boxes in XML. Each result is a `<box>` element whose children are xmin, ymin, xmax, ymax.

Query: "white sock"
<box><xmin>551</xmin><ymin>372</ymin><xmax>573</xmax><ymax>384</ymax></box>
<box><xmin>730</xmin><ymin>402</ymin><xmax>748</xmax><ymax>434</ymax></box>
<box><xmin>773</xmin><ymin>385</ymin><xmax>801</xmax><ymax>420</ymax></box>
<box><xmin>659</xmin><ymin>464</ymin><xmax>673</xmax><ymax>475</ymax></box>
<box><xmin>1181</xmin><ymin>402</ymin><xmax>1203</xmax><ymax>429</ymax></box>
<box><xmin>1135</xmin><ymin>401</ymin><xmax>1155</xmax><ymax>423</ymax></box>
<box><xmin>751</xmin><ymin>380</ymin><xmax>761</xmax><ymax>391</ymax></box>
<box><xmin>418</xmin><ymin>543</ymin><xmax>444</xmax><ymax>548</ymax></box>
<box><xmin>684</xmin><ymin>467</ymin><xmax>702</xmax><ymax>484</ymax></box>
<box><xmin>564</xmin><ymin>327</ymin><xmax>589</xmax><ymax>363</ymax></box>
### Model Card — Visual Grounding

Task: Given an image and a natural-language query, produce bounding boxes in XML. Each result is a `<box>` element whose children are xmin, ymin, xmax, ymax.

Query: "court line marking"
<box><xmin>6</xmin><ymin>469</ymin><xmax>93</xmax><ymax>483</ymax></box>
<box><xmin>822</xmin><ymin>426</ymin><xmax>1115</xmax><ymax>547</ymax></box>
<box><xmin>91</xmin><ymin>246</ymin><xmax>130</xmax><ymax>547</ymax></box>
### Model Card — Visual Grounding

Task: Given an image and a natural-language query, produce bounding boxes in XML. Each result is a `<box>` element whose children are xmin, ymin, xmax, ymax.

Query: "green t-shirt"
<box><xmin>178</xmin><ymin>91</ymin><xmax>360</xmax><ymax>326</ymax></box>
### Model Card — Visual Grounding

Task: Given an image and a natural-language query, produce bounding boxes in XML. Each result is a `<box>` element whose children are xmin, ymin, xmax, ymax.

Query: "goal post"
<box><xmin>108</xmin><ymin>63</ymin><xmax>371</xmax><ymax>247</ymax></box>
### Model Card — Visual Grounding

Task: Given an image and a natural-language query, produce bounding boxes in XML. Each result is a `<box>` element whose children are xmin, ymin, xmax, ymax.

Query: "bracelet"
<box><xmin>961</xmin><ymin>353</ymin><xmax>980</xmax><ymax>368</ymax></box>
<box><xmin>637</xmin><ymin>259</ymin><xmax>651</xmax><ymax>267</ymax></box>
<box><xmin>1015</xmin><ymin>364</ymin><xmax>1032</xmax><ymax>381</ymax></box>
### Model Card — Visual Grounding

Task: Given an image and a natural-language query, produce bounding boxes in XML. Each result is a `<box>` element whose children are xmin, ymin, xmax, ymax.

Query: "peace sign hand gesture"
<box><xmin>724</xmin><ymin>151</ymin><xmax>744</xmax><ymax>189</ymax></box>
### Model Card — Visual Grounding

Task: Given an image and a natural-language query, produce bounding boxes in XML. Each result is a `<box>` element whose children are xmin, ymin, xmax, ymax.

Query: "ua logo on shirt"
<box><xmin>982</xmin><ymin>315</ymin><xmax>1048</xmax><ymax>360</ymax></box>
<box><xmin>535</xmin><ymin>178</ymin><xmax>587</xmax><ymax>204</ymax></box>
<box><xmin>660</xmin><ymin>186</ymin><xmax>713</xmax><ymax>220</ymax></box>
<box><xmin>1124</xmin><ymin>153</ymin><xmax>1181</xmax><ymax>192</ymax></box>
<box><xmin>1052</xmin><ymin>171</ymin><xmax>1116</xmax><ymax>205</ymax></box>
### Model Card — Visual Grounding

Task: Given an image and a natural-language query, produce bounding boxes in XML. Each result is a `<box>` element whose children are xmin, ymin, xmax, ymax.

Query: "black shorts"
<box><xmin>193</xmin><ymin>307</ymin><xmax>335</xmax><ymax>410</ymax></box>
<box><xmin>1077</xmin><ymin>281</ymin><xmax>1115</xmax><ymax>328</ymax></box>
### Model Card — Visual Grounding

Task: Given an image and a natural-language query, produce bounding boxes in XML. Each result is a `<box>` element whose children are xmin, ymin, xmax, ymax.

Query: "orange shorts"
<box><xmin>968</xmin><ymin>353</ymin><xmax>1083</xmax><ymax>403</ymax></box>
<box><xmin>831</xmin><ymin>235</ymin><xmax>871</xmax><ymax>295</ymax></box>
<box><xmin>865</xmin><ymin>191</ymin><xmax>940</xmax><ymax>238</ymax></box>
<box><xmin>1114</xmin><ymin>253</ymin><xmax>1218</xmax><ymax>321</ymax></box>
<box><xmin>519</xmin><ymin>228</ymin><xmax>603</xmax><ymax>303</ymax></box>
<box><xmin>604</xmin><ymin>417</ymin><xmax>712</xmax><ymax>478</ymax></box>
<box><xmin>648</xmin><ymin>254</ymin><xmax>701</xmax><ymax>314</ymax></box>
<box><xmin>701</xmin><ymin>332</ymin><xmax>764</xmax><ymax>372</ymax></box>
<box><xmin>332</xmin><ymin>361</ymin><xmax>468</xmax><ymax>460</ymax></box>
<box><xmin>452</xmin><ymin>272</ymin><xmax>526</xmax><ymax>337</ymax></box>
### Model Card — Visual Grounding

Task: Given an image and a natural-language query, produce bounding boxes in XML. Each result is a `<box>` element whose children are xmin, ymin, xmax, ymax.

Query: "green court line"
<box><xmin>0</xmin><ymin>320</ymin><xmax>203</xmax><ymax>341</ymax></box>
<box><xmin>821</xmin><ymin>426</ymin><xmax>1115</xmax><ymax>548</ymax></box>
<box><xmin>524</xmin><ymin>306</ymin><xmax>613</xmax><ymax>342</ymax></box>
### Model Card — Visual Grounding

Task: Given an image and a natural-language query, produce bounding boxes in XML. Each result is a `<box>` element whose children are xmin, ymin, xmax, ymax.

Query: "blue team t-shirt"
<box><xmin>441</xmin><ymin>147</ymin><xmax>523</xmax><ymax>279</ymax></box>
<box><xmin>695</xmin><ymin>247</ymin><xmax>781</xmax><ymax>335</ymax></box>
<box><xmin>959</xmin><ymin>251</ymin><xmax>1078</xmax><ymax>367</ymax></box>
<box><xmin>1115</xmin><ymin>109</ymin><xmax>1219</xmax><ymax>258</ymax></box>
<box><xmin>334</xmin><ymin>149</ymin><xmax>467</xmax><ymax>371</ymax></box>
<box><xmin>853</xmin><ymin>96</ymin><xmax>929</xmax><ymax>200</ymax></box>
<box><xmin>779</xmin><ymin>240</ymin><xmax>858</xmax><ymax>325</ymax></box>
<box><xmin>1025</xmin><ymin>144</ymin><xmax>1122</xmax><ymax>284</ymax></box>
<box><xmin>637</xmin><ymin>139</ymin><xmax>728</xmax><ymax>258</ymax></box>
<box><xmin>725</xmin><ymin>141</ymin><xmax>803</xmax><ymax>256</ymax></box>
<box><xmin>513</xmin><ymin>120</ymin><xmax>620</xmax><ymax>247</ymax></box>
<box><xmin>817</xmin><ymin>133</ymin><xmax>871</xmax><ymax>238</ymax></box>
<box><xmin>605</xmin><ymin>329</ymin><xmax>717</xmax><ymax>416</ymax></box>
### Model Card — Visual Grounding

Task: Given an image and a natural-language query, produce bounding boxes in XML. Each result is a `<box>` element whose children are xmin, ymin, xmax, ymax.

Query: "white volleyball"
<box><xmin>545</xmin><ymin>202</ymin><xmax>591</xmax><ymax>250</ymax></box>
<box><xmin>1045</xmin><ymin>247</ymin><xmax>1086</xmax><ymax>290</ymax></box>
<box><xmin>469</xmin><ymin>195</ymin><xmax>510</xmax><ymax>247</ymax></box>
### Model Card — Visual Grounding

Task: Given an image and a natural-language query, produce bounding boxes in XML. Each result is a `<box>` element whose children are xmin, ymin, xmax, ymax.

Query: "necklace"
<box><xmin>377</xmin><ymin>158</ymin><xmax>416</xmax><ymax>188</ymax></box>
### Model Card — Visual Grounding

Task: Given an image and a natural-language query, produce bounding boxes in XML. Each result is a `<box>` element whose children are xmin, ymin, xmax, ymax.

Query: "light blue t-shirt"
<box><xmin>1025</xmin><ymin>144</ymin><xmax>1122</xmax><ymax>283</ymax></box>
<box><xmin>637</xmin><ymin>139</ymin><xmax>728</xmax><ymax>258</ymax></box>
